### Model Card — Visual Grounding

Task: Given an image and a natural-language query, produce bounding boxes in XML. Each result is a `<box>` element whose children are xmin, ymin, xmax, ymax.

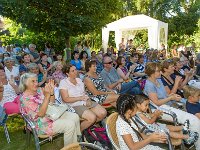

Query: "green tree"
<box><xmin>0</xmin><ymin>0</ymin><xmax>121</xmax><ymax>48</ymax></box>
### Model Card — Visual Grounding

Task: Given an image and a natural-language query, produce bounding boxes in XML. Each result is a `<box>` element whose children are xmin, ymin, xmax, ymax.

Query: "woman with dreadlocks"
<box><xmin>116</xmin><ymin>94</ymin><xmax>166</xmax><ymax>150</ymax></box>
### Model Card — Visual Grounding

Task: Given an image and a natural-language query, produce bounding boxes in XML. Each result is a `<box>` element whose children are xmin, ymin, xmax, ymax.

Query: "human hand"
<box><xmin>116</xmin><ymin>83</ymin><xmax>121</xmax><ymax>91</ymax></box>
<box><xmin>175</xmin><ymin>76</ymin><xmax>182</xmax><ymax>83</ymax></box>
<box><xmin>42</xmin><ymin>83</ymin><xmax>51</xmax><ymax>98</ymax></box>
<box><xmin>169</xmin><ymin>93</ymin><xmax>181</xmax><ymax>101</ymax></box>
<box><xmin>48</xmin><ymin>79</ymin><xmax>55</xmax><ymax>94</ymax></box>
<box><xmin>129</xmin><ymin>64</ymin><xmax>136</xmax><ymax>71</ymax></box>
<box><xmin>86</xmin><ymin>99</ymin><xmax>92</xmax><ymax>107</ymax></box>
<box><xmin>8</xmin><ymin>75</ymin><xmax>15</xmax><ymax>86</ymax></box>
<box><xmin>149</xmin><ymin>132</ymin><xmax>167</xmax><ymax>143</ymax></box>
<box><xmin>154</xmin><ymin>110</ymin><xmax>163</xmax><ymax>117</ymax></box>
<box><xmin>81</xmin><ymin>95</ymin><xmax>90</xmax><ymax>101</ymax></box>
<box><xmin>118</xmin><ymin>78</ymin><xmax>124</xmax><ymax>84</ymax></box>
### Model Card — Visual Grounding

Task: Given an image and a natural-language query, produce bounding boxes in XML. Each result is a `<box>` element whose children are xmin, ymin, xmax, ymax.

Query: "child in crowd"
<box><xmin>116</xmin><ymin>94</ymin><xmax>167</xmax><ymax>150</ymax></box>
<box><xmin>183</xmin><ymin>86</ymin><xmax>200</xmax><ymax>119</ymax></box>
<box><xmin>135</xmin><ymin>94</ymin><xmax>198</xmax><ymax>145</ymax></box>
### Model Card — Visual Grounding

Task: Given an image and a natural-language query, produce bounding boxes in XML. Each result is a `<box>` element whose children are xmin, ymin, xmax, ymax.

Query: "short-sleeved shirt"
<box><xmin>144</xmin><ymin>79</ymin><xmax>173</xmax><ymax>106</ymax></box>
<box><xmin>59</xmin><ymin>78</ymin><xmax>86</xmax><ymax>107</ymax></box>
<box><xmin>186</xmin><ymin>101</ymin><xmax>200</xmax><ymax>115</ymax></box>
<box><xmin>70</xmin><ymin>59</ymin><xmax>82</xmax><ymax>70</ymax></box>
<box><xmin>100</xmin><ymin>67</ymin><xmax>120</xmax><ymax>86</ymax></box>
<box><xmin>4</xmin><ymin>66</ymin><xmax>19</xmax><ymax>80</ymax></box>
<box><xmin>20</xmin><ymin>88</ymin><xmax>53</xmax><ymax>135</ymax></box>
<box><xmin>19</xmin><ymin>64</ymin><xmax>28</xmax><ymax>73</ymax></box>
<box><xmin>116</xmin><ymin>116</ymin><xmax>164</xmax><ymax>150</ymax></box>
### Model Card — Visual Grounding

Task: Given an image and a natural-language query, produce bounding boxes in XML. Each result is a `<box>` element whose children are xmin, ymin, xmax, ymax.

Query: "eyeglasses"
<box><xmin>104</xmin><ymin>61</ymin><xmax>113</xmax><ymax>64</ymax></box>
<box><xmin>166</xmin><ymin>59</ymin><xmax>173</xmax><ymax>63</ymax></box>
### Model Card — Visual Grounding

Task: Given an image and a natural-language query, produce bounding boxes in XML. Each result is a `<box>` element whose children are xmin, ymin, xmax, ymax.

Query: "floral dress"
<box><xmin>20</xmin><ymin>88</ymin><xmax>53</xmax><ymax>136</ymax></box>
<box><xmin>84</xmin><ymin>75</ymin><xmax>108</xmax><ymax>104</ymax></box>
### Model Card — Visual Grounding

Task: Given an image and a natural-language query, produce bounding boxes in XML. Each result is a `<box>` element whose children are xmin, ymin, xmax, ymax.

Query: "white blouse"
<box><xmin>0</xmin><ymin>83</ymin><xmax>17</xmax><ymax>107</ymax></box>
<box><xmin>116</xmin><ymin>116</ymin><xmax>164</xmax><ymax>150</ymax></box>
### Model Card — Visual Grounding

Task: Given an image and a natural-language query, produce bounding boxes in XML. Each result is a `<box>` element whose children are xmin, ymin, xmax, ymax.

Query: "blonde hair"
<box><xmin>183</xmin><ymin>85</ymin><xmax>200</xmax><ymax>99</ymax></box>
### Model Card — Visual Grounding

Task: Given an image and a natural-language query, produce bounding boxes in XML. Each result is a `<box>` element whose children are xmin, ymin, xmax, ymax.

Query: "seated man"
<box><xmin>100</xmin><ymin>56</ymin><xmax>142</xmax><ymax>95</ymax></box>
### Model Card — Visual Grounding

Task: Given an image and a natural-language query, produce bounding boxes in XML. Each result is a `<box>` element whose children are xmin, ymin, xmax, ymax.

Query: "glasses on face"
<box><xmin>104</xmin><ymin>61</ymin><xmax>113</xmax><ymax>64</ymax></box>
<box><xmin>166</xmin><ymin>59</ymin><xmax>173</xmax><ymax>63</ymax></box>
<box><xmin>5</xmin><ymin>61</ymin><xmax>13</xmax><ymax>63</ymax></box>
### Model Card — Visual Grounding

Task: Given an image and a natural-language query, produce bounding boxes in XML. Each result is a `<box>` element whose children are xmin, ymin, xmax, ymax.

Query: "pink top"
<box><xmin>59</xmin><ymin>78</ymin><xmax>86</xmax><ymax>107</ymax></box>
<box><xmin>20</xmin><ymin>88</ymin><xmax>53</xmax><ymax>136</ymax></box>
<box><xmin>52</xmin><ymin>71</ymin><xmax>65</xmax><ymax>81</ymax></box>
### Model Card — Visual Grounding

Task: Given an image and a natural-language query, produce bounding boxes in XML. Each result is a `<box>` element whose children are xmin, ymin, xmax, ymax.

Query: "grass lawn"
<box><xmin>0</xmin><ymin>115</ymin><xmax>64</xmax><ymax>150</ymax></box>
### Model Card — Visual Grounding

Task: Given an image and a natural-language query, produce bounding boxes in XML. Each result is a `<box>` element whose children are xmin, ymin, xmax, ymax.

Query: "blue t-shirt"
<box><xmin>186</xmin><ymin>101</ymin><xmax>200</xmax><ymax>115</ymax></box>
<box><xmin>70</xmin><ymin>59</ymin><xmax>82</xmax><ymax>70</ymax></box>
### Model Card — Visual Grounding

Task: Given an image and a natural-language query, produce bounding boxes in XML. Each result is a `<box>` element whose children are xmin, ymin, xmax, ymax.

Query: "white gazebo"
<box><xmin>102</xmin><ymin>14</ymin><xmax>168</xmax><ymax>50</ymax></box>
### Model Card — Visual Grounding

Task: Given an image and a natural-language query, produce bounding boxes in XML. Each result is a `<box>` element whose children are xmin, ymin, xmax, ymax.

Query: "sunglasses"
<box><xmin>104</xmin><ymin>61</ymin><xmax>113</xmax><ymax>64</ymax></box>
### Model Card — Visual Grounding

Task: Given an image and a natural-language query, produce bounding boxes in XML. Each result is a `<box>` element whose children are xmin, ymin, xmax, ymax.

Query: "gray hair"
<box><xmin>19</xmin><ymin>73</ymin><xmax>37</xmax><ymax>92</ymax></box>
<box><xmin>3</xmin><ymin>57</ymin><xmax>13</xmax><ymax>62</ymax></box>
<box><xmin>27</xmin><ymin>63</ymin><xmax>39</xmax><ymax>71</ymax></box>
<box><xmin>53</xmin><ymin>61</ymin><xmax>62</xmax><ymax>68</ymax></box>
<box><xmin>29</xmin><ymin>44</ymin><xmax>36</xmax><ymax>49</ymax></box>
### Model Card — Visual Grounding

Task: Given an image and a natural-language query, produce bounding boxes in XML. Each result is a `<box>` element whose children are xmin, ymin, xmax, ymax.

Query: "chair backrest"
<box><xmin>105</xmin><ymin>112</ymin><xmax>120</xmax><ymax>150</ymax></box>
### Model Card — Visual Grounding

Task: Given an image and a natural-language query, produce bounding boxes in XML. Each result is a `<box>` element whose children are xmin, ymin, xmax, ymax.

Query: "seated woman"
<box><xmin>52</xmin><ymin>61</ymin><xmax>65</xmax><ymax>85</ymax></box>
<box><xmin>27</xmin><ymin>63</ymin><xmax>47</xmax><ymax>87</ymax></box>
<box><xmin>4</xmin><ymin>57</ymin><xmax>20</xmax><ymax>82</ymax></box>
<box><xmin>84</xmin><ymin>60</ymin><xmax>119</xmax><ymax>107</ymax></box>
<box><xmin>144</xmin><ymin>62</ymin><xmax>200</xmax><ymax>149</ymax></box>
<box><xmin>19</xmin><ymin>73</ymin><xmax>81</xmax><ymax>146</ymax></box>
<box><xmin>59</xmin><ymin>64</ymin><xmax>107</xmax><ymax>131</ymax></box>
<box><xmin>19</xmin><ymin>53</ymin><xmax>31</xmax><ymax>75</ymax></box>
<box><xmin>116</xmin><ymin>94</ymin><xmax>166</xmax><ymax>150</ymax></box>
<box><xmin>161</xmin><ymin>59</ymin><xmax>185</xmax><ymax>98</ymax></box>
<box><xmin>116</xmin><ymin>56</ymin><xmax>136</xmax><ymax>82</ymax></box>
<box><xmin>79</xmin><ymin>51</ymin><xmax>88</xmax><ymax>71</ymax></box>
<box><xmin>70</xmin><ymin>51</ymin><xmax>85</xmax><ymax>79</ymax></box>
<box><xmin>38</xmin><ymin>53</ymin><xmax>53</xmax><ymax>75</ymax></box>
<box><xmin>173</xmin><ymin>57</ymin><xmax>193</xmax><ymax>84</ymax></box>
<box><xmin>0</xmin><ymin>64</ymin><xmax>20</xmax><ymax>114</ymax></box>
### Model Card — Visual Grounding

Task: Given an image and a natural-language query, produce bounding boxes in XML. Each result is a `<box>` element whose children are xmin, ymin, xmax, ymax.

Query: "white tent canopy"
<box><xmin>102</xmin><ymin>14</ymin><xmax>168</xmax><ymax>51</ymax></box>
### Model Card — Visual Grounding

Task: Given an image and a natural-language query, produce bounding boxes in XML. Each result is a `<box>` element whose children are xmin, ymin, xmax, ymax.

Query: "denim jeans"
<box><xmin>120</xmin><ymin>80</ymin><xmax>142</xmax><ymax>95</ymax></box>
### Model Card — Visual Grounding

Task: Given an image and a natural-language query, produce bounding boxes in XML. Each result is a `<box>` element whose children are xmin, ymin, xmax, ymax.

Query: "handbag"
<box><xmin>46</xmin><ymin>103</ymin><xmax>69</xmax><ymax>121</ymax></box>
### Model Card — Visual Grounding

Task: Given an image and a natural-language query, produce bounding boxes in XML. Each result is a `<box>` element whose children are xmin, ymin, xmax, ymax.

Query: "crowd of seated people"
<box><xmin>0</xmin><ymin>40</ymin><xmax>200</xmax><ymax>149</ymax></box>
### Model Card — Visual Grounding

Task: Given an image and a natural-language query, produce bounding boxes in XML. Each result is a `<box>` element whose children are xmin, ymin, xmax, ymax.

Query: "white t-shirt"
<box><xmin>116</xmin><ymin>116</ymin><xmax>164</xmax><ymax>150</ymax></box>
<box><xmin>4</xmin><ymin>66</ymin><xmax>19</xmax><ymax>80</ymax></box>
<box><xmin>59</xmin><ymin>78</ymin><xmax>86</xmax><ymax>107</ymax></box>
<box><xmin>0</xmin><ymin>83</ymin><xmax>17</xmax><ymax>107</ymax></box>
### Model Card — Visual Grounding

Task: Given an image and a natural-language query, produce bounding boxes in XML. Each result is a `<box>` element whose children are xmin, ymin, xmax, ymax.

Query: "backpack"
<box><xmin>0</xmin><ymin>106</ymin><xmax>7</xmax><ymax>125</ymax></box>
<box><xmin>83</xmin><ymin>125</ymin><xmax>112</xmax><ymax>150</ymax></box>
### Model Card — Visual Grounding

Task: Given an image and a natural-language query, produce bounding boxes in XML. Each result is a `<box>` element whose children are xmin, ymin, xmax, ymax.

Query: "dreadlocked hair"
<box><xmin>116</xmin><ymin>94</ymin><xmax>143</xmax><ymax>140</ymax></box>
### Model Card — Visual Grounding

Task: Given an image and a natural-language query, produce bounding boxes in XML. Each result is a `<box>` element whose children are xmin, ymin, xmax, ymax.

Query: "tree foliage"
<box><xmin>0</xmin><ymin>0</ymin><xmax>121</xmax><ymax>45</ymax></box>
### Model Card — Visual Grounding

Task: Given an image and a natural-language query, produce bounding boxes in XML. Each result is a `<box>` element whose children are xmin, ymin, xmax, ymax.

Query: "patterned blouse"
<box><xmin>84</xmin><ymin>74</ymin><xmax>108</xmax><ymax>104</ymax></box>
<box><xmin>20</xmin><ymin>88</ymin><xmax>53</xmax><ymax>136</ymax></box>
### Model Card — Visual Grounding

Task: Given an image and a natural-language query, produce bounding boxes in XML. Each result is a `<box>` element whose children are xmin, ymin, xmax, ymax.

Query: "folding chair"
<box><xmin>22</xmin><ymin>113</ymin><xmax>62</xmax><ymax>150</ymax></box>
<box><xmin>105</xmin><ymin>112</ymin><xmax>120</xmax><ymax>150</ymax></box>
<box><xmin>134</xmin><ymin>114</ymin><xmax>182</xmax><ymax>150</ymax></box>
<box><xmin>61</xmin><ymin>142</ymin><xmax>104</xmax><ymax>150</ymax></box>
<box><xmin>0</xmin><ymin>113</ymin><xmax>10</xmax><ymax>143</ymax></box>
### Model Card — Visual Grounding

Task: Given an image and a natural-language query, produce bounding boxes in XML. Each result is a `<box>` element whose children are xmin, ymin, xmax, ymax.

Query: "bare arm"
<box><xmin>0</xmin><ymin>91</ymin><xmax>3</xmax><ymax>101</ymax></box>
<box><xmin>30</xmin><ymin>54</ymin><xmax>40</xmax><ymax>63</ymax></box>
<box><xmin>37</xmin><ymin>95</ymin><xmax>50</xmax><ymax>117</ymax></box>
<box><xmin>38</xmin><ymin>64</ymin><xmax>44</xmax><ymax>73</ymax></box>
<box><xmin>138</xmin><ymin>113</ymin><xmax>158</xmax><ymax>124</ymax></box>
<box><xmin>117</xmin><ymin>68</ymin><xmax>131</xmax><ymax>81</ymax></box>
<box><xmin>84</xmin><ymin>77</ymin><xmax>111</xmax><ymax>95</ymax></box>
<box><xmin>148</xmin><ymin>92</ymin><xmax>172</xmax><ymax>106</ymax></box>
<box><xmin>60</xmin><ymin>89</ymin><xmax>87</xmax><ymax>103</ymax></box>
<box><xmin>195</xmin><ymin>113</ymin><xmax>200</xmax><ymax>119</ymax></box>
